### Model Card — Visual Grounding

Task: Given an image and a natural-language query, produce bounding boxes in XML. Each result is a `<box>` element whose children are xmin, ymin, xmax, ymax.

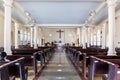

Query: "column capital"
<box><xmin>3</xmin><ymin>0</ymin><xmax>13</xmax><ymax>7</ymax></box>
<box><xmin>15</xmin><ymin>22</ymin><xmax>19</xmax><ymax>27</ymax></box>
<box><xmin>107</xmin><ymin>0</ymin><xmax>117</xmax><ymax>7</ymax></box>
<box><xmin>102</xmin><ymin>22</ymin><xmax>106</xmax><ymax>28</ymax></box>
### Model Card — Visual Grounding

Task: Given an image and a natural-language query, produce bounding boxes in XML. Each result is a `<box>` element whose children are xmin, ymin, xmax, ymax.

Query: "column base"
<box><xmin>34</xmin><ymin>46</ymin><xmax>38</xmax><ymax>49</ymax></box>
<box><xmin>83</xmin><ymin>47</ymin><xmax>86</xmax><ymax>49</ymax></box>
<box><xmin>15</xmin><ymin>46</ymin><xmax>18</xmax><ymax>49</ymax></box>
<box><xmin>31</xmin><ymin>45</ymin><xmax>33</xmax><ymax>48</ymax></box>
<box><xmin>101</xmin><ymin>47</ymin><xmax>105</xmax><ymax>49</ymax></box>
<box><xmin>4</xmin><ymin>49</ymin><xmax>12</xmax><ymax>55</ymax></box>
<box><xmin>107</xmin><ymin>53</ymin><xmax>116</xmax><ymax>56</ymax></box>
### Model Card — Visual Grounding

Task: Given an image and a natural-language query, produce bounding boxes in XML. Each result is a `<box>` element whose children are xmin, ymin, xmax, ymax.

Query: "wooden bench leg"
<box><xmin>19</xmin><ymin>60</ymin><xmax>26</xmax><ymax>80</ymax></box>
<box><xmin>108</xmin><ymin>64</ymin><xmax>116</xmax><ymax>80</ymax></box>
<box><xmin>88</xmin><ymin>58</ymin><xmax>96</xmax><ymax>80</ymax></box>
<box><xmin>0</xmin><ymin>67</ymin><xmax>9</xmax><ymax>80</ymax></box>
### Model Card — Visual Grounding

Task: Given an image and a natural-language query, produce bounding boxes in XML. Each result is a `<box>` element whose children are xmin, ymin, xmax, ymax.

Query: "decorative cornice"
<box><xmin>107</xmin><ymin>0</ymin><xmax>117</xmax><ymax>7</ymax></box>
<box><xmin>3</xmin><ymin>0</ymin><xmax>13</xmax><ymax>7</ymax></box>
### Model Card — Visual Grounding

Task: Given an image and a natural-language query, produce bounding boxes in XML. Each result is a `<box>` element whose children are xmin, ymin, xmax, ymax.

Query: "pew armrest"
<box><xmin>10</xmin><ymin>76</ymin><xmax>15</xmax><ymax>80</ymax></box>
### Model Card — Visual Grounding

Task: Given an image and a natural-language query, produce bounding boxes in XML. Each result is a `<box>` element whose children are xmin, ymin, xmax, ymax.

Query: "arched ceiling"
<box><xmin>1</xmin><ymin>0</ymin><xmax>120</xmax><ymax>27</ymax></box>
<box><xmin>18</xmin><ymin>2</ymin><xmax>101</xmax><ymax>24</ymax></box>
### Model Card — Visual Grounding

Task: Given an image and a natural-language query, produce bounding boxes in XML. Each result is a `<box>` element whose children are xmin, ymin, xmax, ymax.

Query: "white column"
<box><xmin>26</xmin><ymin>29</ymin><xmax>28</xmax><ymax>43</ymax></box>
<box><xmin>91</xmin><ymin>32</ymin><xmax>93</xmax><ymax>45</ymax></box>
<box><xmin>22</xmin><ymin>29</ymin><xmax>25</xmax><ymax>45</ymax></box>
<box><xmin>101</xmin><ymin>23</ymin><xmax>106</xmax><ymax>49</ymax></box>
<box><xmin>21</xmin><ymin>29</ymin><xmax>24</xmax><ymax>45</ymax></box>
<box><xmin>23</xmin><ymin>28</ymin><xmax>26</xmax><ymax>45</ymax></box>
<box><xmin>79</xmin><ymin>28</ymin><xmax>81</xmax><ymax>46</ymax></box>
<box><xmin>30</xmin><ymin>27</ymin><xmax>33</xmax><ymax>47</ymax></box>
<box><xmin>80</xmin><ymin>28</ymin><xmax>82</xmax><ymax>46</ymax></box>
<box><xmin>27</xmin><ymin>29</ymin><xmax>30</xmax><ymax>44</ymax></box>
<box><xmin>82</xmin><ymin>27</ymin><xmax>86</xmax><ymax>49</ymax></box>
<box><xmin>95</xmin><ymin>31</ymin><xmax>97</xmax><ymax>46</ymax></box>
<box><xmin>87</xmin><ymin>28</ymin><xmax>90</xmax><ymax>47</ymax></box>
<box><xmin>15</xmin><ymin>22</ymin><xmax>19</xmax><ymax>48</ymax></box>
<box><xmin>34</xmin><ymin>26</ymin><xmax>38</xmax><ymax>49</ymax></box>
<box><xmin>3</xmin><ymin>0</ymin><xmax>13</xmax><ymax>54</ymax></box>
<box><xmin>107</xmin><ymin>0</ymin><xmax>116</xmax><ymax>55</ymax></box>
<box><xmin>77</xmin><ymin>27</ymin><xmax>81</xmax><ymax>46</ymax></box>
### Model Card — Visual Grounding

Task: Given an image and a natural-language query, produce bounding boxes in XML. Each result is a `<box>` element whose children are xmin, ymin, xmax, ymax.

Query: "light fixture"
<box><xmin>90</xmin><ymin>10</ymin><xmax>96</xmax><ymax>16</ymax></box>
<box><xmin>56</xmin><ymin>77</ymin><xmax>65</xmax><ymax>79</ymax></box>
<box><xmin>57</xmin><ymin>69</ymin><xmax>62</xmax><ymax>72</ymax></box>
<box><xmin>58</xmin><ymin>64</ymin><xmax>62</xmax><ymax>66</ymax></box>
<box><xmin>49</xmin><ymin>34</ymin><xmax>52</xmax><ymax>37</ymax></box>
<box><xmin>69</xmin><ymin>34</ymin><xmax>72</xmax><ymax>37</ymax></box>
<box><xmin>24</xmin><ymin>11</ymin><xmax>30</xmax><ymax>16</ymax></box>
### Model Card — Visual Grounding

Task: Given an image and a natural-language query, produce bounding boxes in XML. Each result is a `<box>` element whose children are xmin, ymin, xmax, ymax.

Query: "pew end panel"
<box><xmin>89</xmin><ymin>56</ymin><xmax>120</xmax><ymax>80</ymax></box>
<box><xmin>0</xmin><ymin>57</ymin><xmax>26</xmax><ymax>80</ymax></box>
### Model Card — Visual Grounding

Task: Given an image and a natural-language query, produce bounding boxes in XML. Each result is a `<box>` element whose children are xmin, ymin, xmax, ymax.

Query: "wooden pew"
<box><xmin>88</xmin><ymin>56</ymin><xmax>120</xmax><ymax>80</ymax></box>
<box><xmin>11</xmin><ymin>47</ymin><xmax>52</xmax><ymax>55</ymax></box>
<box><xmin>68</xmin><ymin>46</ymin><xmax>108</xmax><ymax>54</ymax></box>
<box><xmin>0</xmin><ymin>62</ymin><xmax>15</xmax><ymax>80</ymax></box>
<box><xmin>66</xmin><ymin>47</ymin><xmax>107</xmax><ymax>79</ymax></box>
<box><xmin>10</xmin><ymin>47</ymin><xmax>55</xmax><ymax>78</ymax></box>
<box><xmin>33</xmin><ymin>48</ymin><xmax>55</xmax><ymax>80</ymax></box>
<box><xmin>11</xmin><ymin>48</ymin><xmax>42</xmax><ymax>55</ymax></box>
<box><xmin>0</xmin><ymin>57</ymin><xmax>26</xmax><ymax>80</ymax></box>
<box><xmin>6</xmin><ymin>52</ymin><xmax>47</xmax><ymax>76</ymax></box>
<box><xmin>11</xmin><ymin>47</ymin><xmax>54</xmax><ymax>75</ymax></box>
<box><xmin>115</xmin><ymin>47</ymin><xmax>120</xmax><ymax>55</ymax></box>
<box><xmin>33</xmin><ymin>47</ymin><xmax>54</xmax><ymax>75</ymax></box>
<box><xmin>82</xmin><ymin>52</ymin><xmax>108</xmax><ymax>79</ymax></box>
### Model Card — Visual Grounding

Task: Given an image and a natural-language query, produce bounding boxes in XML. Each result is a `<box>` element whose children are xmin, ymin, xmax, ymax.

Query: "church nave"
<box><xmin>0</xmin><ymin>0</ymin><xmax>120</xmax><ymax>80</ymax></box>
<box><xmin>38</xmin><ymin>49</ymin><xmax>81</xmax><ymax>80</ymax></box>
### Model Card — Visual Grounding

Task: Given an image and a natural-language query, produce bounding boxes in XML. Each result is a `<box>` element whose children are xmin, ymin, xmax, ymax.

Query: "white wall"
<box><xmin>0</xmin><ymin>16</ymin><xmax>4</xmax><ymax>46</ymax></box>
<box><xmin>115</xmin><ymin>17</ymin><xmax>120</xmax><ymax>47</ymax></box>
<box><xmin>40</xmin><ymin>27</ymin><xmax>77</xmax><ymax>45</ymax></box>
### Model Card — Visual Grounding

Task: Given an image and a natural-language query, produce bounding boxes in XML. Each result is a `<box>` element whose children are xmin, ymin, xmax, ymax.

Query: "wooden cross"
<box><xmin>56</xmin><ymin>29</ymin><xmax>64</xmax><ymax>38</ymax></box>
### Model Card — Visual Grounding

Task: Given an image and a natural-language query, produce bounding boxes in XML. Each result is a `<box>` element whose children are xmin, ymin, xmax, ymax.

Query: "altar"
<box><xmin>55</xmin><ymin>42</ymin><xmax>65</xmax><ymax>52</ymax></box>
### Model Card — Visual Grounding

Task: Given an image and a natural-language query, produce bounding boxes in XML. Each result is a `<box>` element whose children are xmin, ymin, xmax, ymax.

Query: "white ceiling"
<box><xmin>16</xmin><ymin>0</ymin><xmax>105</xmax><ymax>2</ymax></box>
<box><xmin>16</xmin><ymin>1</ymin><xmax>102</xmax><ymax>25</ymax></box>
<box><xmin>0</xmin><ymin>0</ymin><xmax>120</xmax><ymax>27</ymax></box>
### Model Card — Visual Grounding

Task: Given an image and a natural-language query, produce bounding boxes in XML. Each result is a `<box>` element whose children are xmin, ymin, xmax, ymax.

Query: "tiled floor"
<box><xmin>38</xmin><ymin>49</ymin><xmax>81</xmax><ymax>80</ymax></box>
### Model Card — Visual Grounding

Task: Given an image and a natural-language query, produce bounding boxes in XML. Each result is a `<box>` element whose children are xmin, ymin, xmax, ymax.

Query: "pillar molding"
<box><xmin>95</xmin><ymin>31</ymin><xmax>97</xmax><ymax>46</ymax></box>
<box><xmin>107</xmin><ymin>0</ymin><xmax>116</xmax><ymax>7</ymax></box>
<box><xmin>34</xmin><ymin>26</ymin><xmax>38</xmax><ymax>49</ymax></box>
<box><xmin>3</xmin><ymin>0</ymin><xmax>13</xmax><ymax>7</ymax></box>
<box><xmin>90</xmin><ymin>30</ymin><xmax>94</xmax><ymax>45</ymax></box>
<box><xmin>107</xmin><ymin>0</ymin><xmax>117</xmax><ymax>55</ymax></box>
<box><xmin>30</xmin><ymin>27</ymin><xmax>33</xmax><ymax>47</ymax></box>
<box><xmin>77</xmin><ymin>27</ymin><xmax>81</xmax><ymax>46</ymax></box>
<box><xmin>26</xmin><ymin>28</ymin><xmax>29</xmax><ymax>44</ymax></box>
<box><xmin>3</xmin><ymin>0</ymin><xmax>13</xmax><ymax>54</ymax></box>
<box><xmin>82</xmin><ymin>27</ymin><xmax>86</xmax><ymax>49</ymax></box>
<box><xmin>87</xmin><ymin>28</ymin><xmax>90</xmax><ymax>47</ymax></box>
<box><xmin>23</xmin><ymin>28</ymin><xmax>26</xmax><ymax>45</ymax></box>
<box><xmin>15</xmin><ymin>22</ymin><xmax>19</xmax><ymax>49</ymax></box>
<box><xmin>101</xmin><ymin>23</ymin><xmax>106</xmax><ymax>49</ymax></box>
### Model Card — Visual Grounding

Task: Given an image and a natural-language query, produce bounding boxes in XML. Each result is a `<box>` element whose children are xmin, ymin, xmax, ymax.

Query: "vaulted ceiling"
<box><xmin>18</xmin><ymin>2</ymin><xmax>101</xmax><ymax>24</ymax></box>
<box><xmin>1</xmin><ymin>0</ymin><xmax>120</xmax><ymax>27</ymax></box>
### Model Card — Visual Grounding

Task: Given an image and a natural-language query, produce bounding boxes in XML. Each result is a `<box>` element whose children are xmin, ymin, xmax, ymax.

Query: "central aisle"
<box><xmin>38</xmin><ymin>49</ymin><xmax>81</xmax><ymax>80</ymax></box>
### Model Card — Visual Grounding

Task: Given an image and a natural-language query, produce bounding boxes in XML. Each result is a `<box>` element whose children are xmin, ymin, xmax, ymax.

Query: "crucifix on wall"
<box><xmin>56</xmin><ymin>29</ymin><xmax>64</xmax><ymax>38</ymax></box>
